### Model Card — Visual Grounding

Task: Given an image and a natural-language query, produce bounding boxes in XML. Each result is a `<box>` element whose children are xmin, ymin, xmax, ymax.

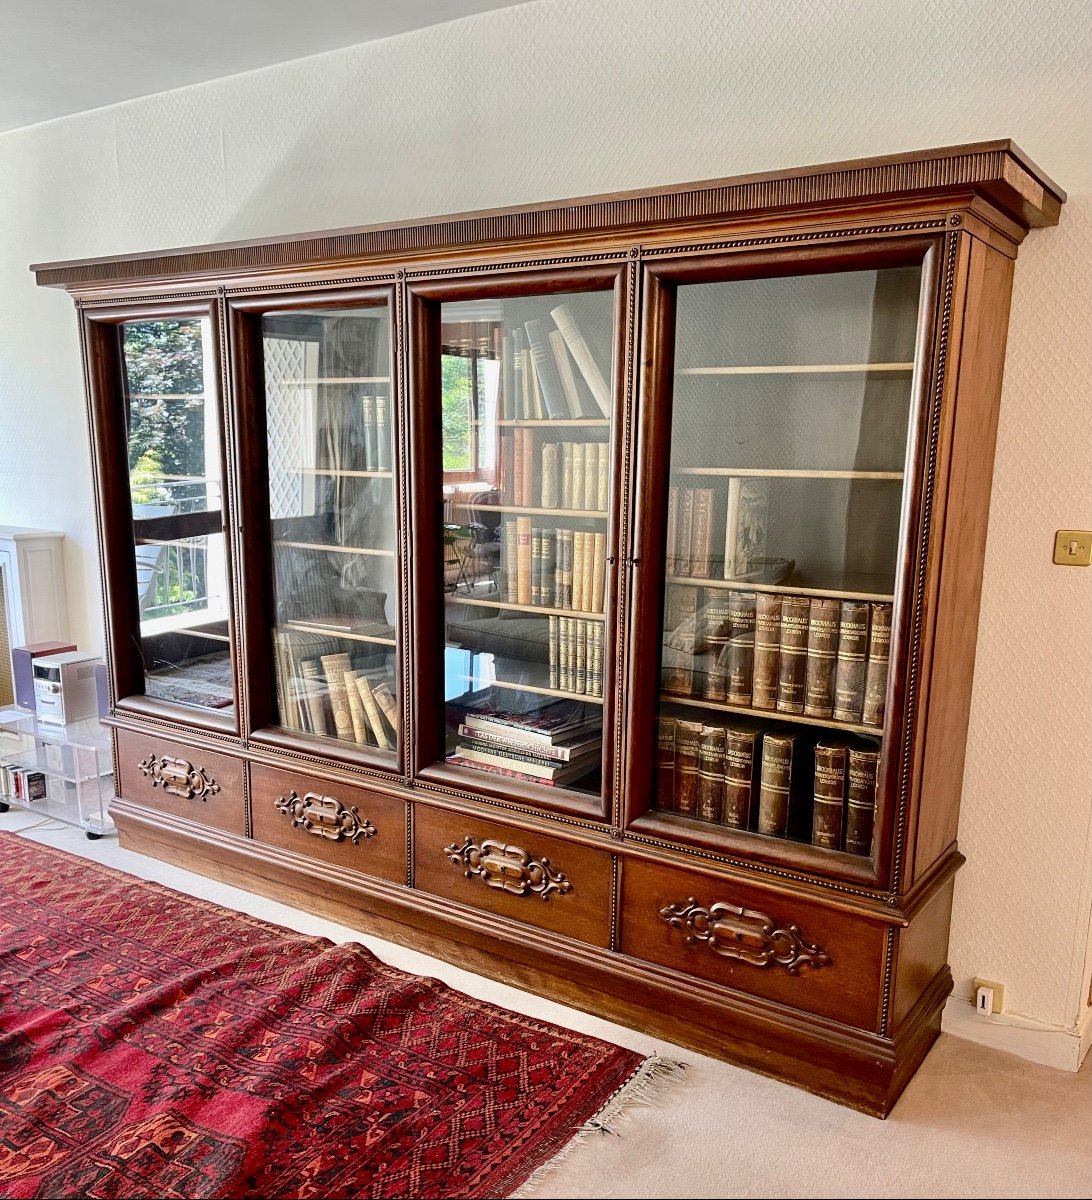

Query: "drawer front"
<box><xmin>116</xmin><ymin>729</ymin><xmax>245</xmax><ymax>835</ymax></box>
<box><xmin>620</xmin><ymin>858</ymin><xmax>884</xmax><ymax>1030</ymax></box>
<box><xmin>251</xmin><ymin>763</ymin><xmax>406</xmax><ymax>884</ymax></box>
<box><xmin>413</xmin><ymin>805</ymin><xmax>612</xmax><ymax>949</ymax></box>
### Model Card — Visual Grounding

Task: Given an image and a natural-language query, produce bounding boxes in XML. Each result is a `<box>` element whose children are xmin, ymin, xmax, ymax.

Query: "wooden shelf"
<box><xmin>664</xmin><ymin>575</ymin><xmax>895</xmax><ymax>602</ymax></box>
<box><xmin>449</xmin><ymin>596</ymin><xmax>605</xmax><ymax>620</ymax></box>
<box><xmin>296</xmin><ymin>467</ymin><xmax>392</xmax><ymax>479</ymax></box>
<box><xmin>281</xmin><ymin>376</ymin><xmax>390</xmax><ymax>385</ymax></box>
<box><xmin>677</xmin><ymin>362</ymin><xmax>915</xmax><ymax>376</ymax></box>
<box><xmin>282</xmin><ymin>621</ymin><xmax>396</xmax><ymax>647</ymax></box>
<box><xmin>674</xmin><ymin>467</ymin><xmax>904</xmax><ymax>480</ymax></box>
<box><xmin>274</xmin><ymin>541</ymin><xmax>395</xmax><ymax>557</ymax></box>
<box><xmin>496</xmin><ymin>419</ymin><xmax>609</xmax><ymax>427</ymax></box>
<box><xmin>664</xmin><ymin>693</ymin><xmax>881</xmax><ymax>736</ymax></box>
<box><xmin>485</xmin><ymin>677</ymin><xmax>604</xmax><ymax>704</ymax></box>
<box><xmin>485</xmin><ymin>504</ymin><xmax>607</xmax><ymax>518</ymax></box>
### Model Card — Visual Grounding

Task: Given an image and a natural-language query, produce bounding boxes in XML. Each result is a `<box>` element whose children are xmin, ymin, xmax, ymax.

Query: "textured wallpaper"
<box><xmin>0</xmin><ymin>0</ymin><xmax>1089</xmax><ymax>1028</ymax></box>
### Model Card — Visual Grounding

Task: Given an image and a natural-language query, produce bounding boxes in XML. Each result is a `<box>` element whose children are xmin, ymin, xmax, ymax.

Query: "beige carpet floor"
<box><xmin>2</xmin><ymin>808</ymin><xmax>1089</xmax><ymax>1199</ymax></box>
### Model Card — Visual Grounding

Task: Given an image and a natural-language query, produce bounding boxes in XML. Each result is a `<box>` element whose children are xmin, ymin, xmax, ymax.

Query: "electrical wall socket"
<box><xmin>974</xmin><ymin>977</ymin><xmax>1005</xmax><ymax>1016</ymax></box>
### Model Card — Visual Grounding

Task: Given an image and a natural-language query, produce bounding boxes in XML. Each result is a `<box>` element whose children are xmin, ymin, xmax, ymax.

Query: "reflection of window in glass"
<box><xmin>441</xmin><ymin>343</ymin><xmax>500</xmax><ymax>482</ymax></box>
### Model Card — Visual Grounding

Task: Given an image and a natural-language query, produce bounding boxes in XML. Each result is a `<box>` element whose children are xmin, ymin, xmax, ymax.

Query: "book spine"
<box><xmin>561</xmin><ymin>442</ymin><xmax>574</xmax><ymax>509</ymax></box>
<box><xmin>575</xmin><ymin>619</ymin><xmax>588</xmax><ymax>694</ymax></box>
<box><xmin>271</xmin><ymin>630</ymin><xmax>288</xmax><ymax>729</ymax></box>
<box><xmin>540</xmin><ymin>530</ymin><xmax>556</xmax><ymax>609</ymax></box>
<box><xmin>655</xmin><ymin>714</ymin><xmax>676</xmax><ymax>812</ymax></box>
<box><xmin>723</xmin><ymin>726</ymin><xmax>758</xmax><ymax>829</ymax></box>
<box><xmin>516</xmin><ymin>517</ymin><xmax>533</xmax><ymax>606</ymax></box>
<box><xmin>361</xmin><ymin>394</ymin><xmax>377</xmax><ymax>471</ymax></box>
<box><xmin>583</xmin><ymin>443</ymin><xmax>599</xmax><ymax>511</ymax></box>
<box><xmin>722</xmin><ymin>477</ymin><xmax>740</xmax><ymax>579</ymax></box>
<box><xmin>524</xmin><ymin>318</ymin><xmax>569</xmax><ymax>420</ymax></box>
<box><xmin>596</xmin><ymin>439</ymin><xmax>609</xmax><ymax>511</ymax></box>
<box><xmin>725</xmin><ymin>591</ymin><xmax>757</xmax><ymax>706</ymax></box>
<box><xmin>665</xmin><ymin>485</ymin><xmax>679</xmax><ymax>576</ymax></box>
<box><xmin>342</xmin><ymin>669</ymin><xmax>372</xmax><ymax>745</ymax></box>
<box><xmin>550</xmin><ymin>302</ymin><xmax>611</xmax><ymax>417</ymax></box>
<box><xmin>525</xmin><ymin>345</ymin><xmax>544</xmax><ymax>419</ymax></box>
<box><xmin>549</xmin><ymin>327</ymin><xmax>583</xmax><ymax>417</ymax></box>
<box><xmin>862</xmin><ymin>603</ymin><xmax>892</xmax><ymax>727</ymax></box>
<box><xmin>662</xmin><ymin>583</ymin><xmax>698</xmax><ymax>696</ymax></box>
<box><xmin>541</xmin><ymin>442</ymin><xmax>559</xmax><ymax>508</ymax></box>
<box><xmin>846</xmin><ymin>744</ymin><xmax>880</xmax><ymax>855</ymax></box>
<box><xmin>375</xmin><ymin>394</ymin><xmax>390</xmax><ymax>472</ymax></box>
<box><xmin>697</xmin><ymin>724</ymin><xmax>726</xmax><ymax>822</ymax></box>
<box><xmin>513</xmin><ymin>429</ymin><xmax>525</xmax><ymax>509</ymax></box>
<box><xmin>320</xmin><ymin>652</ymin><xmax>355</xmax><ymax>742</ymax></box>
<box><xmin>560</xmin><ymin>530</ymin><xmax>573</xmax><ymax>608</ymax></box>
<box><xmin>676</xmin><ymin>487</ymin><xmax>695</xmax><ymax>576</ymax></box>
<box><xmin>531</xmin><ymin>527</ymin><xmax>543</xmax><ymax>606</ymax></box>
<box><xmin>673</xmin><ymin>718</ymin><xmax>702</xmax><ymax>817</ymax></box>
<box><xmin>501</xmin><ymin>333</ymin><xmax>514</xmax><ymax>421</ymax></box>
<box><xmin>580</xmin><ymin>531</ymin><xmax>594</xmax><ymax>613</ymax></box>
<box><xmin>776</xmin><ymin>595</ymin><xmax>810</xmax><ymax>714</ymax></box>
<box><xmin>690</xmin><ymin>488</ymin><xmax>714</xmax><ymax>579</ymax></box>
<box><xmin>355</xmin><ymin>673</ymin><xmax>391</xmax><ymax>749</ymax></box>
<box><xmin>589</xmin><ymin>622</ymin><xmax>603</xmax><ymax>697</ymax></box>
<box><xmin>571</xmin><ymin>443</ymin><xmax>586</xmax><ymax>514</ymax></box>
<box><xmin>512</xmin><ymin>329</ymin><xmax>526</xmax><ymax>419</ymax></box>
<box><xmin>758</xmin><ymin>731</ymin><xmax>795</xmax><ymax>838</ymax></box>
<box><xmin>549</xmin><ymin>615</ymin><xmax>559</xmax><ymax>690</ymax></box>
<box><xmin>457</xmin><ymin>725</ymin><xmax>585</xmax><ymax>762</ymax></box>
<box><xmin>591</xmin><ymin>532</ymin><xmax>606</xmax><ymax>613</ymax></box>
<box><xmin>812</xmin><ymin>741</ymin><xmax>847</xmax><ymax>850</ymax></box>
<box><xmin>752</xmin><ymin>593</ymin><xmax>782</xmax><ymax>710</ymax></box>
<box><xmin>521</xmin><ymin>428</ymin><xmax>534</xmax><ymax>506</ymax></box>
<box><xmin>701</xmin><ymin>597</ymin><xmax>730</xmax><ymax>701</ymax></box>
<box><xmin>571</xmin><ymin>531</ymin><xmax>586</xmax><ymax>612</ymax></box>
<box><xmin>832</xmin><ymin>600</ymin><xmax>870</xmax><ymax>723</ymax></box>
<box><xmin>300</xmin><ymin>658</ymin><xmax>329</xmax><ymax>735</ymax></box>
<box><xmin>559</xmin><ymin>617</ymin><xmax>572</xmax><ymax>693</ymax></box>
<box><xmin>803</xmin><ymin>597</ymin><xmax>840</xmax><ymax>718</ymax></box>
<box><xmin>504</xmin><ymin>520</ymin><xmax>518</xmax><ymax>603</ymax></box>
<box><xmin>373</xmin><ymin>682</ymin><xmax>399</xmax><ymax>736</ymax></box>
<box><xmin>502</xmin><ymin>433</ymin><xmax>516</xmax><ymax>505</ymax></box>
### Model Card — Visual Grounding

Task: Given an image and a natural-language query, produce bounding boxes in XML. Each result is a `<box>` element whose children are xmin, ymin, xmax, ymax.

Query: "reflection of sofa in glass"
<box><xmin>446</xmin><ymin>605</ymin><xmax>549</xmax><ymax>687</ymax></box>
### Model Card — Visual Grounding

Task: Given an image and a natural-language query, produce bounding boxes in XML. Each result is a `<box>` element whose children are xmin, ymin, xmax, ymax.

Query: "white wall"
<box><xmin>1</xmin><ymin>0</ymin><xmax>1089</xmax><ymax>1040</ymax></box>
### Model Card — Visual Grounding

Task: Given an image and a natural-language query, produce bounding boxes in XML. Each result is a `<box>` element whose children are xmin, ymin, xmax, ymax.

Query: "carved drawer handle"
<box><xmin>444</xmin><ymin>836</ymin><xmax>573</xmax><ymax>901</ymax></box>
<box><xmin>274</xmin><ymin>790</ymin><xmax>376</xmax><ymax>845</ymax></box>
<box><xmin>660</xmin><ymin>897</ymin><xmax>831</xmax><ymax>975</ymax></box>
<box><xmin>138</xmin><ymin>752</ymin><xmax>220</xmax><ymax>802</ymax></box>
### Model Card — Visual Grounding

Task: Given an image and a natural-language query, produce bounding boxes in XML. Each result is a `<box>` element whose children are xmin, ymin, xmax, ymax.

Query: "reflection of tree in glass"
<box><xmin>441</xmin><ymin>354</ymin><xmax>472</xmax><ymax>471</ymax></box>
<box><xmin>123</xmin><ymin>320</ymin><xmax>205</xmax><ymax>482</ymax></box>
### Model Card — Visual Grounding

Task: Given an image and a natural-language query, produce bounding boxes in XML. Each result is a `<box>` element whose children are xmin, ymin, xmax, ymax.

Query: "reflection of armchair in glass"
<box><xmin>465</xmin><ymin>488</ymin><xmax>503</xmax><ymax>594</ymax></box>
<box><xmin>442</xmin><ymin>491</ymin><xmax>472</xmax><ymax>593</ymax></box>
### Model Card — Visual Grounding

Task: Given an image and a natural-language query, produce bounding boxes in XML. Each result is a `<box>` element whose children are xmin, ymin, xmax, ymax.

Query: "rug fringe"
<box><xmin>508</xmin><ymin>1054</ymin><xmax>686</xmax><ymax>1198</ymax></box>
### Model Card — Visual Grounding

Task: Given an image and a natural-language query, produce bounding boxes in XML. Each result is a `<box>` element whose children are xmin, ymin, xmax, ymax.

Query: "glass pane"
<box><xmin>653</xmin><ymin>266</ymin><xmax>922</xmax><ymax>859</ymax></box>
<box><xmin>439</xmin><ymin>291</ymin><xmax>614</xmax><ymax>798</ymax></box>
<box><xmin>122</xmin><ymin>317</ymin><xmax>234</xmax><ymax>713</ymax></box>
<box><xmin>262</xmin><ymin>305</ymin><xmax>398</xmax><ymax>759</ymax></box>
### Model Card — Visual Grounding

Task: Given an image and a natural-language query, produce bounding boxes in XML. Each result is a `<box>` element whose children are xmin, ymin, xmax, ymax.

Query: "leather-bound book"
<box><xmin>541</xmin><ymin>442</ymin><xmax>559</xmax><ymax>508</ymax></box>
<box><xmin>665</xmin><ymin>485</ymin><xmax>680</xmax><ymax>575</ymax></box>
<box><xmin>558</xmin><ymin>617</ymin><xmax>572</xmax><ymax>693</ymax></box>
<box><xmin>655</xmin><ymin>714</ymin><xmax>676</xmax><ymax>812</ymax></box>
<box><xmin>319</xmin><ymin>652</ymin><xmax>355</xmax><ymax>742</ymax></box>
<box><xmin>531</xmin><ymin>527</ymin><xmax>543</xmax><ymax>606</ymax></box>
<box><xmin>676</xmin><ymin>488</ymin><xmax>695</xmax><ymax>576</ymax></box>
<box><xmin>512</xmin><ymin>429</ymin><xmax>525</xmax><ymax>508</ymax></box>
<box><xmin>561</xmin><ymin>442</ymin><xmax>574</xmax><ymax>509</ymax></box>
<box><xmin>597</xmin><ymin>439</ymin><xmax>609</xmax><ymax>511</ymax></box>
<box><xmin>372</xmin><ymin>682</ymin><xmax>399</xmax><ymax>737</ymax></box>
<box><xmin>589</xmin><ymin>622</ymin><xmax>604</xmax><ymax>697</ymax></box>
<box><xmin>516</xmin><ymin>517</ymin><xmax>533</xmax><ymax>606</ymax></box>
<box><xmin>832</xmin><ymin>600</ymin><xmax>870</xmax><ymax>723</ymax></box>
<box><xmin>571</xmin><ymin>531</ymin><xmax>586</xmax><ymax>612</ymax></box>
<box><xmin>803</xmin><ymin>597</ymin><xmax>840</xmax><ymax>718</ymax></box>
<box><xmin>723</xmin><ymin>722</ymin><xmax>760</xmax><ymax>829</ymax></box>
<box><xmin>812</xmin><ymin>741</ymin><xmax>848</xmax><ymax>850</ymax></box>
<box><xmin>341</xmin><ymin>669</ymin><xmax>371</xmax><ymax>745</ymax></box>
<box><xmin>776</xmin><ymin>596</ymin><xmax>810</xmax><ymax>714</ymax></box>
<box><xmin>584</xmin><ymin>442</ymin><xmax>599</xmax><ymax>511</ymax></box>
<box><xmin>549</xmin><ymin>616</ymin><xmax>559</xmax><ymax>690</ymax></box>
<box><xmin>689</xmin><ymin>488</ymin><xmax>716</xmax><ymax>579</ymax></box>
<box><xmin>579</xmin><ymin>531</ymin><xmax>595</xmax><ymax>612</ymax></box>
<box><xmin>521</xmin><ymin>428</ymin><xmax>535</xmax><ymax>506</ymax></box>
<box><xmin>700</xmin><ymin>596</ymin><xmax>733</xmax><ymax>702</ymax></box>
<box><xmin>862</xmin><ymin>603</ymin><xmax>892</xmax><ymax>727</ymax></box>
<box><xmin>725</xmin><ymin>591</ymin><xmax>757</xmax><ymax>706</ymax></box>
<box><xmin>574</xmin><ymin>619</ymin><xmax>588</xmax><ymax>695</ymax></box>
<box><xmin>591</xmin><ymin>532</ymin><xmax>607</xmax><ymax>613</ymax></box>
<box><xmin>540</xmin><ymin>530</ymin><xmax>556</xmax><ymax>608</ymax></box>
<box><xmin>557</xmin><ymin>530</ymin><xmax>573</xmax><ymax>609</ymax></box>
<box><xmin>375</xmin><ymin>394</ymin><xmax>391</xmax><ymax>472</ymax></box>
<box><xmin>846</xmin><ymin>742</ymin><xmax>880</xmax><ymax>855</ymax></box>
<box><xmin>758</xmin><ymin>730</ymin><xmax>795</xmax><ymax>838</ymax></box>
<box><xmin>673</xmin><ymin>718</ymin><xmax>703</xmax><ymax>817</ymax></box>
<box><xmin>354</xmin><ymin>672</ymin><xmax>391</xmax><ymax>750</ymax></box>
<box><xmin>572</xmin><ymin>443</ymin><xmax>586</xmax><ymax>514</ymax></box>
<box><xmin>361</xmin><ymin>394</ymin><xmax>377</xmax><ymax>471</ymax></box>
<box><xmin>504</xmin><ymin>521</ymin><xmax>518</xmax><ymax>603</ymax></box>
<box><xmin>752</xmin><ymin>593</ymin><xmax>782</xmax><ymax>710</ymax></box>
<box><xmin>697</xmin><ymin>723</ymin><xmax>726</xmax><ymax>822</ymax></box>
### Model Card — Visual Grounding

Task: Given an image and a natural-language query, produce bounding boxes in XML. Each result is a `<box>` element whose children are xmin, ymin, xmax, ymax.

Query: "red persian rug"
<box><xmin>0</xmin><ymin>834</ymin><xmax>681</xmax><ymax>1199</ymax></box>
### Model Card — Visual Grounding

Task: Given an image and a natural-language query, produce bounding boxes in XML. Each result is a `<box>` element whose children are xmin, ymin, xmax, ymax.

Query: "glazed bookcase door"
<box><xmin>410</xmin><ymin>268</ymin><xmax>627</xmax><ymax>820</ymax></box>
<box><xmin>231</xmin><ymin>291</ymin><xmax>403</xmax><ymax>769</ymax></box>
<box><xmin>628</xmin><ymin>240</ymin><xmax>941</xmax><ymax>883</ymax></box>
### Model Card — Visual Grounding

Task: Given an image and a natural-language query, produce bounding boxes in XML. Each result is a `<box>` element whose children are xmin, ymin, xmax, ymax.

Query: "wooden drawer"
<box><xmin>413</xmin><ymin>805</ymin><xmax>612</xmax><ymax>949</ymax></box>
<box><xmin>250</xmin><ymin>763</ymin><xmax>406</xmax><ymax>885</ymax></box>
<box><xmin>620</xmin><ymin>857</ymin><xmax>884</xmax><ymax>1030</ymax></box>
<box><xmin>116</xmin><ymin>729</ymin><xmax>245</xmax><ymax>836</ymax></box>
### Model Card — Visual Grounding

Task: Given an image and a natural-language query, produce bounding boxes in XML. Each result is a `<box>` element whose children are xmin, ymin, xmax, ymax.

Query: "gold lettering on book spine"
<box><xmin>659</xmin><ymin>897</ymin><xmax>832</xmax><ymax>974</ymax></box>
<box><xmin>445</xmin><ymin>836</ymin><xmax>573</xmax><ymax>901</ymax></box>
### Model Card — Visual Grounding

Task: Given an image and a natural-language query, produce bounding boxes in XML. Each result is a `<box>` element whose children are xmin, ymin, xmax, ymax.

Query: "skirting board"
<box><xmin>942</xmin><ymin>996</ymin><xmax>1092</xmax><ymax>1073</ymax></box>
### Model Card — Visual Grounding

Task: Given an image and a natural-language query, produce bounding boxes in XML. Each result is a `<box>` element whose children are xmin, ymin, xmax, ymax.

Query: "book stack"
<box><xmin>809</xmin><ymin>738</ymin><xmax>881</xmax><ymax>857</ymax></box>
<box><xmin>0</xmin><ymin>764</ymin><xmax>48</xmax><ymax>803</ymax></box>
<box><xmin>662</xmin><ymin>589</ymin><xmax>893</xmax><ymax>731</ymax></box>
<box><xmin>666</xmin><ymin>478</ymin><xmax>769</xmax><ymax>581</ymax></box>
<box><xmin>654</xmin><ymin>713</ymin><xmax>762</xmax><ymax>830</ymax></box>
<box><xmin>503</xmin><ymin>522</ymin><xmax>607</xmax><ymax>613</ymax></box>
<box><xmin>501</xmin><ymin>304</ymin><xmax>611</xmax><ymax>421</ymax></box>
<box><xmin>548</xmin><ymin>616</ymin><xmax>604</xmax><ymax>697</ymax></box>
<box><xmin>448</xmin><ymin>698</ymin><xmax>602</xmax><ymax>788</ymax></box>
<box><xmin>357</xmin><ymin>393</ymin><xmax>392</xmax><ymax>471</ymax></box>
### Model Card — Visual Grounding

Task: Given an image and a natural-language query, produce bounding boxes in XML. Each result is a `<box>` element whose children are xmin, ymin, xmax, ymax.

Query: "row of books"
<box><xmin>667</xmin><ymin>479</ymin><xmax>769</xmax><ymax>580</ymax></box>
<box><xmin>504</xmin><ymin>522</ymin><xmax>607</xmax><ymax>613</ymax></box>
<box><xmin>502</xmin><ymin>433</ymin><xmax>609</xmax><ymax>511</ymax></box>
<box><xmin>500</xmin><ymin>304</ymin><xmax>611</xmax><ymax>421</ymax></box>
<box><xmin>355</xmin><ymin>394</ymin><xmax>392</xmax><ymax>472</ymax></box>
<box><xmin>272</xmin><ymin>631</ymin><xmax>399</xmax><ymax>749</ymax></box>
<box><xmin>547</xmin><ymin>616</ymin><xmax>605</xmax><ymax>697</ymax></box>
<box><xmin>663</xmin><ymin>588</ymin><xmax>891</xmax><ymax>728</ymax></box>
<box><xmin>0</xmin><ymin>763</ymin><xmax>48</xmax><ymax>802</ymax></box>
<box><xmin>448</xmin><ymin>697</ymin><xmax>603</xmax><ymax>787</ymax></box>
<box><xmin>655</xmin><ymin>714</ymin><xmax>878</xmax><ymax>856</ymax></box>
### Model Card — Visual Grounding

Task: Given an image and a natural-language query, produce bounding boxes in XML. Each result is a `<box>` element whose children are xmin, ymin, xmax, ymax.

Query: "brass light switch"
<box><xmin>1053</xmin><ymin>530</ymin><xmax>1092</xmax><ymax>566</ymax></box>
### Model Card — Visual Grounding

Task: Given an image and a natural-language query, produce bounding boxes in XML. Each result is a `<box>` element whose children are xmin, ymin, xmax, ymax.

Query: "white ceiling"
<box><xmin>0</xmin><ymin>0</ymin><xmax>534</xmax><ymax>134</ymax></box>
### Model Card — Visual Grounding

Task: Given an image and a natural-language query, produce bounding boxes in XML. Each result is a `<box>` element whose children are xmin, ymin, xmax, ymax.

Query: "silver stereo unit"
<box><xmin>32</xmin><ymin>651</ymin><xmax>101</xmax><ymax>725</ymax></box>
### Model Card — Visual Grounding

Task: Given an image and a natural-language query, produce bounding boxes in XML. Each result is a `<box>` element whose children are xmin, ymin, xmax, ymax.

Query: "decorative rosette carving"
<box><xmin>660</xmin><ymin>897</ymin><xmax>831</xmax><ymax>975</ymax></box>
<box><xmin>444</xmin><ymin>836</ymin><xmax>573</xmax><ymax>901</ymax></box>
